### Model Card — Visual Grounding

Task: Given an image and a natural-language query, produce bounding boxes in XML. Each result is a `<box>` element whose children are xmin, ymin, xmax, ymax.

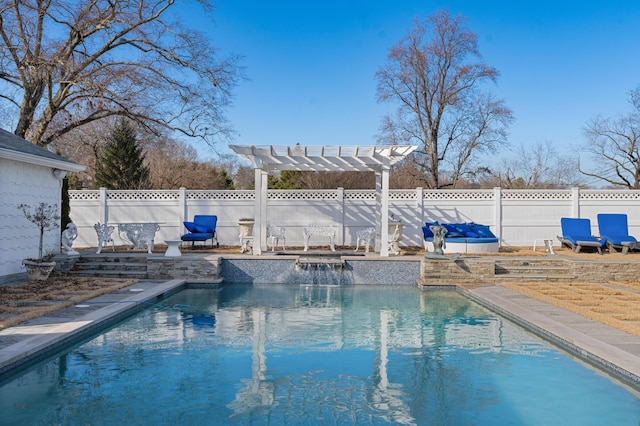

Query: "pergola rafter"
<box><xmin>229</xmin><ymin>144</ymin><xmax>418</xmax><ymax>256</ymax></box>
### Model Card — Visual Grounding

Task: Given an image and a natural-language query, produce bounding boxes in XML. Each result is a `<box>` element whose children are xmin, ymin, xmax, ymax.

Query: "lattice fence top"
<box><xmin>344</xmin><ymin>191</ymin><xmax>376</xmax><ymax>200</ymax></box>
<box><xmin>69</xmin><ymin>190</ymin><xmax>100</xmax><ymax>200</ymax></box>
<box><xmin>107</xmin><ymin>190</ymin><xmax>180</xmax><ymax>200</ymax></box>
<box><xmin>422</xmin><ymin>190</ymin><xmax>495</xmax><ymax>200</ymax></box>
<box><xmin>580</xmin><ymin>190</ymin><xmax>640</xmax><ymax>200</ymax></box>
<box><xmin>69</xmin><ymin>188</ymin><xmax>640</xmax><ymax>201</ymax></box>
<box><xmin>186</xmin><ymin>190</ymin><xmax>254</xmax><ymax>200</ymax></box>
<box><xmin>270</xmin><ymin>190</ymin><xmax>339</xmax><ymax>200</ymax></box>
<box><xmin>502</xmin><ymin>190</ymin><xmax>573</xmax><ymax>200</ymax></box>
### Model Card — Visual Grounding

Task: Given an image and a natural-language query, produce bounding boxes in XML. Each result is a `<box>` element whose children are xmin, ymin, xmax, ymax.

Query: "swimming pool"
<box><xmin>1</xmin><ymin>284</ymin><xmax>639</xmax><ymax>425</ymax></box>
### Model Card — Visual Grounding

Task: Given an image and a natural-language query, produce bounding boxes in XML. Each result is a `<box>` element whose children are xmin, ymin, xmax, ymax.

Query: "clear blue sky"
<box><xmin>186</xmin><ymin>1</ymin><xmax>640</xmax><ymax>161</ymax></box>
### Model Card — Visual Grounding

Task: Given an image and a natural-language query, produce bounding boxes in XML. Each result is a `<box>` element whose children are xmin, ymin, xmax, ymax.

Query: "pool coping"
<box><xmin>462</xmin><ymin>285</ymin><xmax>640</xmax><ymax>389</ymax></box>
<box><xmin>0</xmin><ymin>279</ymin><xmax>189</xmax><ymax>377</ymax></box>
<box><xmin>1</xmin><ymin>280</ymin><xmax>639</xmax><ymax>390</ymax></box>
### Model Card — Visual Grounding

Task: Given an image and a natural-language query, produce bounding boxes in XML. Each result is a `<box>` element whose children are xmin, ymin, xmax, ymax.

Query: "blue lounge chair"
<box><xmin>181</xmin><ymin>215</ymin><xmax>219</xmax><ymax>248</ymax></box>
<box><xmin>558</xmin><ymin>218</ymin><xmax>605</xmax><ymax>254</ymax></box>
<box><xmin>597</xmin><ymin>213</ymin><xmax>639</xmax><ymax>254</ymax></box>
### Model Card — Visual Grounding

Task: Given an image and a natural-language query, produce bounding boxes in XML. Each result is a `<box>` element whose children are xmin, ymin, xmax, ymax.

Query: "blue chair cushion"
<box><xmin>183</xmin><ymin>221</ymin><xmax>198</xmax><ymax>233</ymax></box>
<box><xmin>193</xmin><ymin>224</ymin><xmax>213</xmax><ymax>233</ymax></box>
<box><xmin>452</xmin><ymin>223</ymin><xmax>478</xmax><ymax>238</ymax></box>
<box><xmin>181</xmin><ymin>233</ymin><xmax>213</xmax><ymax>242</ymax></box>
<box><xmin>422</xmin><ymin>221</ymin><xmax>439</xmax><ymax>238</ymax></box>
<box><xmin>442</xmin><ymin>223</ymin><xmax>458</xmax><ymax>234</ymax></box>
<box><xmin>471</xmin><ymin>224</ymin><xmax>497</xmax><ymax>238</ymax></box>
<box><xmin>601</xmin><ymin>235</ymin><xmax>637</xmax><ymax>245</ymax></box>
<box><xmin>445</xmin><ymin>231</ymin><xmax>465</xmax><ymax>238</ymax></box>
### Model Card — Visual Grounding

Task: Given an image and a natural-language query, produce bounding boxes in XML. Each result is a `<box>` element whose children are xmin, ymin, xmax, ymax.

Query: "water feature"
<box><xmin>295</xmin><ymin>256</ymin><xmax>345</xmax><ymax>285</ymax></box>
<box><xmin>1</xmin><ymin>285</ymin><xmax>639</xmax><ymax>425</ymax></box>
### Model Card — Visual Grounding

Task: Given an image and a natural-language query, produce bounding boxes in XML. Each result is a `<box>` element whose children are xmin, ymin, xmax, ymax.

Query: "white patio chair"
<box><xmin>138</xmin><ymin>223</ymin><xmax>160</xmax><ymax>254</ymax></box>
<box><xmin>355</xmin><ymin>227</ymin><xmax>375</xmax><ymax>253</ymax></box>
<box><xmin>267</xmin><ymin>224</ymin><xmax>286</xmax><ymax>251</ymax></box>
<box><xmin>94</xmin><ymin>223</ymin><xmax>115</xmax><ymax>254</ymax></box>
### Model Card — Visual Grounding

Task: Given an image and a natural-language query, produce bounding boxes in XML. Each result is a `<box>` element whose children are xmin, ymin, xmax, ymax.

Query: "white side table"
<box><xmin>533</xmin><ymin>239</ymin><xmax>555</xmax><ymax>254</ymax></box>
<box><xmin>165</xmin><ymin>240</ymin><xmax>182</xmax><ymax>257</ymax></box>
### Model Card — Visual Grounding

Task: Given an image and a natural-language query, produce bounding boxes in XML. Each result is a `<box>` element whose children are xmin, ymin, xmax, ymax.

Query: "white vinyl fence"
<box><xmin>69</xmin><ymin>187</ymin><xmax>640</xmax><ymax>250</ymax></box>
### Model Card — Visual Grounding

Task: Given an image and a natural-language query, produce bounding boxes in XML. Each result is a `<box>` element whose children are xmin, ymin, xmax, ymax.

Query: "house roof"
<box><xmin>229</xmin><ymin>144</ymin><xmax>417</xmax><ymax>172</ymax></box>
<box><xmin>0</xmin><ymin>128</ymin><xmax>85</xmax><ymax>172</ymax></box>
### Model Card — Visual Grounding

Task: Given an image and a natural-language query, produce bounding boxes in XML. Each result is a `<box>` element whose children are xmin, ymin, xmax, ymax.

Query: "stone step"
<box><xmin>495</xmin><ymin>265</ymin><xmax>571</xmax><ymax>275</ymax></box>
<box><xmin>494</xmin><ymin>261</ymin><xmax>569</xmax><ymax>267</ymax></box>
<box><xmin>77</xmin><ymin>255</ymin><xmax>148</xmax><ymax>263</ymax></box>
<box><xmin>72</xmin><ymin>262</ymin><xmax>147</xmax><ymax>271</ymax></box>
<box><xmin>494</xmin><ymin>273</ymin><xmax>578</xmax><ymax>281</ymax></box>
<box><xmin>68</xmin><ymin>269</ymin><xmax>148</xmax><ymax>278</ymax></box>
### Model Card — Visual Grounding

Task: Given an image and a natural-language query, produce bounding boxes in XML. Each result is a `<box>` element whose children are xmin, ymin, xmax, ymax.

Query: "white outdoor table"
<box><xmin>112</xmin><ymin>223</ymin><xmax>162</xmax><ymax>253</ymax></box>
<box><xmin>165</xmin><ymin>240</ymin><xmax>182</xmax><ymax>257</ymax></box>
<box><xmin>303</xmin><ymin>224</ymin><xmax>337</xmax><ymax>251</ymax></box>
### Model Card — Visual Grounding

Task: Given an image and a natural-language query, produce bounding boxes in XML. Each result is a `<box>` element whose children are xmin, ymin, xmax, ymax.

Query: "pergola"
<box><xmin>229</xmin><ymin>144</ymin><xmax>418</xmax><ymax>256</ymax></box>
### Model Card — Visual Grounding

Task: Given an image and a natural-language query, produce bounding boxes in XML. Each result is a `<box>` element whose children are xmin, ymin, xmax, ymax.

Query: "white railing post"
<box><xmin>493</xmin><ymin>187</ymin><xmax>502</xmax><ymax>245</ymax></box>
<box><xmin>99</xmin><ymin>187</ymin><xmax>108</xmax><ymax>225</ymax></box>
<box><xmin>416</xmin><ymin>187</ymin><xmax>424</xmax><ymax>222</ymax></box>
<box><xmin>179</xmin><ymin>187</ymin><xmax>187</xmax><ymax>232</ymax></box>
<box><xmin>572</xmin><ymin>187</ymin><xmax>581</xmax><ymax>217</ymax></box>
<box><xmin>336</xmin><ymin>187</ymin><xmax>345</xmax><ymax>246</ymax></box>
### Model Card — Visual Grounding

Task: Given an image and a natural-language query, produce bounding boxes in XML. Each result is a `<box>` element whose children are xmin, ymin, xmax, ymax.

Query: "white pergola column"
<box><xmin>253</xmin><ymin>167</ymin><xmax>268</xmax><ymax>255</ymax></box>
<box><xmin>378</xmin><ymin>166</ymin><xmax>390</xmax><ymax>257</ymax></box>
<box><xmin>260</xmin><ymin>170</ymin><xmax>268</xmax><ymax>252</ymax></box>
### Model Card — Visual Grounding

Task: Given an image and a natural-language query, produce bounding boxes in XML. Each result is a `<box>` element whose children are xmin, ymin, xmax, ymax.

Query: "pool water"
<box><xmin>1</xmin><ymin>285</ymin><xmax>639</xmax><ymax>425</ymax></box>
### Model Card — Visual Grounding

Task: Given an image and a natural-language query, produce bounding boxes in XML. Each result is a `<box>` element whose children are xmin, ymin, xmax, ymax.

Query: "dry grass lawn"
<box><xmin>500</xmin><ymin>281</ymin><xmax>640</xmax><ymax>337</ymax></box>
<box><xmin>0</xmin><ymin>275</ymin><xmax>137</xmax><ymax>330</ymax></box>
<box><xmin>2</xmin><ymin>244</ymin><xmax>640</xmax><ymax>336</ymax></box>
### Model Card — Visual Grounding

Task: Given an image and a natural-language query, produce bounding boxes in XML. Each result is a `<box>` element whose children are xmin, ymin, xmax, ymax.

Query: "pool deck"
<box><xmin>1</xmin><ymin>277</ymin><xmax>639</xmax><ymax>389</ymax></box>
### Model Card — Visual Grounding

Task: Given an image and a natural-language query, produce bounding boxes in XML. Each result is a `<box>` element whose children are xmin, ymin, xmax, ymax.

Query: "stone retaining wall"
<box><xmin>419</xmin><ymin>257</ymin><xmax>640</xmax><ymax>285</ymax></box>
<box><xmin>55</xmin><ymin>253</ymin><xmax>640</xmax><ymax>285</ymax></box>
<box><xmin>147</xmin><ymin>255</ymin><xmax>222</xmax><ymax>280</ymax></box>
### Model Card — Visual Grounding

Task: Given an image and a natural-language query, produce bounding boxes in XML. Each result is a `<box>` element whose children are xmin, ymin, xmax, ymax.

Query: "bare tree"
<box><xmin>482</xmin><ymin>142</ymin><xmax>582</xmax><ymax>189</ymax></box>
<box><xmin>53</xmin><ymin>116</ymin><xmax>115</xmax><ymax>187</ymax></box>
<box><xmin>295</xmin><ymin>171</ymin><xmax>375</xmax><ymax>189</ymax></box>
<box><xmin>630</xmin><ymin>86</ymin><xmax>640</xmax><ymax>111</ymax></box>
<box><xmin>581</xmin><ymin>110</ymin><xmax>640</xmax><ymax>189</ymax></box>
<box><xmin>375</xmin><ymin>9</ymin><xmax>513</xmax><ymax>189</ymax></box>
<box><xmin>0</xmin><ymin>0</ymin><xmax>242</xmax><ymax>147</ymax></box>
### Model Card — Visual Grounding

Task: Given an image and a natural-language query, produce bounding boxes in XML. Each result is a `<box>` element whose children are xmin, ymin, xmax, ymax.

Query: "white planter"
<box><xmin>22</xmin><ymin>259</ymin><xmax>56</xmax><ymax>281</ymax></box>
<box><xmin>238</xmin><ymin>219</ymin><xmax>255</xmax><ymax>253</ymax></box>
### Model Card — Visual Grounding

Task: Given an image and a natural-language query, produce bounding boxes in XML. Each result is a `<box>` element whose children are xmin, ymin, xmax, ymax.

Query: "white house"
<box><xmin>0</xmin><ymin>129</ymin><xmax>85</xmax><ymax>284</ymax></box>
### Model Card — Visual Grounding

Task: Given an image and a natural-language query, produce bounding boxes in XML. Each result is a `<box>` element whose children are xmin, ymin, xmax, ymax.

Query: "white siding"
<box><xmin>0</xmin><ymin>158</ymin><xmax>62</xmax><ymax>281</ymax></box>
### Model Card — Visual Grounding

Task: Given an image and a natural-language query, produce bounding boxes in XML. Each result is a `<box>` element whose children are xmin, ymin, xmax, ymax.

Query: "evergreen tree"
<box><xmin>61</xmin><ymin>176</ymin><xmax>71</xmax><ymax>233</ymax></box>
<box><xmin>56</xmin><ymin>149</ymin><xmax>72</xmax><ymax>232</ymax></box>
<box><xmin>269</xmin><ymin>170</ymin><xmax>303</xmax><ymax>189</ymax></box>
<box><xmin>94</xmin><ymin>120</ymin><xmax>151</xmax><ymax>189</ymax></box>
<box><xmin>216</xmin><ymin>169</ymin><xmax>235</xmax><ymax>189</ymax></box>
